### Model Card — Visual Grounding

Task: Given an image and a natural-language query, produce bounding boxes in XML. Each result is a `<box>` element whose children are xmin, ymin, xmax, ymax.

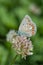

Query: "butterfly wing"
<box><xmin>18</xmin><ymin>15</ymin><xmax>37</xmax><ymax>37</ymax></box>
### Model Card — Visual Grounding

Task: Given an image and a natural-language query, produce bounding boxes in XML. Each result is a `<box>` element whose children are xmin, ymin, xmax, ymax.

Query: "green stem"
<box><xmin>10</xmin><ymin>55</ymin><xmax>18</xmax><ymax>65</ymax></box>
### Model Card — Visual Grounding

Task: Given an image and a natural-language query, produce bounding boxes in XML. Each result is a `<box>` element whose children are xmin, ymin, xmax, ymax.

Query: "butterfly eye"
<box><xmin>18</xmin><ymin>15</ymin><xmax>37</xmax><ymax>37</ymax></box>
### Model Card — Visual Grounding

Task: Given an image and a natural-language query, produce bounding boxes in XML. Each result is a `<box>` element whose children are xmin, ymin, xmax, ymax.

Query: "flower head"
<box><xmin>29</xmin><ymin>4</ymin><xmax>41</xmax><ymax>15</ymax></box>
<box><xmin>6</xmin><ymin>30</ymin><xmax>33</xmax><ymax>59</ymax></box>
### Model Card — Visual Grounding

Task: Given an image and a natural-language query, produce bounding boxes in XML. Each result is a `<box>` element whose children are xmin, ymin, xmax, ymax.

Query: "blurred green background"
<box><xmin>0</xmin><ymin>0</ymin><xmax>43</xmax><ymax>65</ymax></box>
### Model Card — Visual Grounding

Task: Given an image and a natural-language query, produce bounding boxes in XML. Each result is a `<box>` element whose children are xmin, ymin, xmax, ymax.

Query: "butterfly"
<box><xmin>7</xmin><ymin>15</ymin><xmax>37</xmax><ymax>43</ymax></box>
<box><xmin>18</xmin><ymin>15</ymin><xmax>37</xmax><ymax>37</ymax></box>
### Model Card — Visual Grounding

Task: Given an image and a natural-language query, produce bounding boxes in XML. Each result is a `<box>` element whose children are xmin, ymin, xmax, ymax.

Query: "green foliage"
<box><xmin>0</xmin><ymin>0</ymin><xmax>43</xmax><ymax>65</ymax></box>
<box><xmin>0</xmin><ymin>45</ymin><xmax>9</xmax><ymax>65</ymax></box>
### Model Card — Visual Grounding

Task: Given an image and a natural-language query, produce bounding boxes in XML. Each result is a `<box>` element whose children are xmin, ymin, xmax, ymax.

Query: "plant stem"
<box><xmin>10</xmin><ymin>55</ymin><xmax>18</xmax><ymax>65</ymax></box>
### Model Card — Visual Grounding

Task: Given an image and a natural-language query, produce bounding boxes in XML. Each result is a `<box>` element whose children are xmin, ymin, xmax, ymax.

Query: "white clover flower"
<box><xmin>29</xmin><ymin>4</ymin><xmax>41</xmax><ymax>15</ymax></box>
<box><xmin>6</xmin><ymin>31</ymin><xmax>33</xmax><ymax>59</ymax></box>
<box><xmin>12</xmin><ymin>36</ymin><xmax>33</xmax><ymax>59</ymax></box>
